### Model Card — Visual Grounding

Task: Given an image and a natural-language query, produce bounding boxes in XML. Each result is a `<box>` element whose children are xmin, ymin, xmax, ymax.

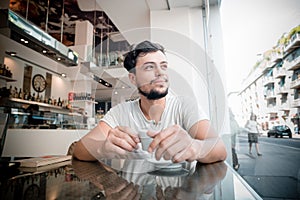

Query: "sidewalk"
<box><xmin>292</xmin><ymin>134</ymin><xmax>300</xmax><ymax>139</ymax></box>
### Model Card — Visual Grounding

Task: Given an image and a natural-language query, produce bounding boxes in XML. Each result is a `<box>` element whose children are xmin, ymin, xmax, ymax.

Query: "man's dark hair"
<box><xmin>123</xmin><ymin>40</ymin><xmax>165</xmax><ymax>73</ymax></box>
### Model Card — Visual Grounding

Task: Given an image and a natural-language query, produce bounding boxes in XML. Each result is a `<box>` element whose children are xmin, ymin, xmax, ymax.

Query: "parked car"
<box><xmin>267</xmin><ymin>125</ymin><xmax>292</xmax><ymax>138</ymax></box>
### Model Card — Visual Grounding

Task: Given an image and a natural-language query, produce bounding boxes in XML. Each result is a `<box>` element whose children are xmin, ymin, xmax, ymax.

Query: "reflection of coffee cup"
<box><xmin>139</xmin><ymin>129</ymin><xmax>152</xmax><ymax>151</ymax></box>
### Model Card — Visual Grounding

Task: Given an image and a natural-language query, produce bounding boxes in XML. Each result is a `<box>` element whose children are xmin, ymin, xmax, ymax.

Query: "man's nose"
<box><xmin>155</xmin><ymin>66</ymin><xmax>165</xmax><ymax>76</ymax></box>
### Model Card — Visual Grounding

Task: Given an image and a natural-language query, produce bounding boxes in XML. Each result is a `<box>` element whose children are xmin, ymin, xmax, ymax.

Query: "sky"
<box><xmin>220</xmin><ymin>0</ymin><xmax>300</xmax><ymax>94</ymax></box>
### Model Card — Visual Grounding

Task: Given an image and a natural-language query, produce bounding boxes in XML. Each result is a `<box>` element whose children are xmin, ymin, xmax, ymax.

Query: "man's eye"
<box><xmin>161</xmin><ymin>65</ymin><xmax>168</xmax><ymax>70</ymax></box>
<box><xmin>144</xmin><ymin>65</ymin><xmax>155</xmax><ymax>70</ymax></box>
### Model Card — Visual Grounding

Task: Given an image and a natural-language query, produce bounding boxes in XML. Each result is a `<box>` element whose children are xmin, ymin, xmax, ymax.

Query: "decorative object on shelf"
<box><xmin>32</xmin><ymin>74</ymin><xmax>47</xmax><ymax>93</ymax></box>
<box><xmin>0</xmin><ymin>64</ymin><xmax>13</xmax><ymax>78</ymax></box>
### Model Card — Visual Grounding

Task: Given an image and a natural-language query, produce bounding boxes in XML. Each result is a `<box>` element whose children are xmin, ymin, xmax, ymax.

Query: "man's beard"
<box><xmin>138</xmin><ymin>87</ymin><xmax>168</xmax><ymax>100</ymax></box>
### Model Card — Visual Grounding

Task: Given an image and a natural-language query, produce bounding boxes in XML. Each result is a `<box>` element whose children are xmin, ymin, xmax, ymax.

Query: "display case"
<box><xmin>0</xmin><ymin>97</ymin><xmax>87</xmax><ymax>130</ymax></box>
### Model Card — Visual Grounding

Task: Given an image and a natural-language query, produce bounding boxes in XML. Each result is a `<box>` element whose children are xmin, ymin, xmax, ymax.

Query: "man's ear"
<box><xmin>128</xmin><ymin>73</ymin><xmax>137</xmax><ymax>85</ymax></box>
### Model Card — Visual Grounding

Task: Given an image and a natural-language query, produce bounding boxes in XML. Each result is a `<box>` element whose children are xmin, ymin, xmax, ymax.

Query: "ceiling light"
<box><xmin>42</xmin><ymin>50</ymin><xmax>47</xmax><ymax>54</ymax></box>
<box><xmin>57</xmin><ymin>57</ymin><xmax>61</xmax><ymax>61</ymax></box>
<box><xmin>24</xmin><ymin>40</ymin><xmax>28</xmax><ymax>44</ymax></box>
<box><xmin>9</xmin><ymin>52</ymin><xmax>16</xmax><ymax>56</ymax></box>
<box><xmin>93</xmin><ymin>75</ymin><xmax>112</xmax><ymax>87</ymax></box>
<box><xmin>20</xmin><ymin>38</ymin><xmax>24</xmax><ymax>42</ymax></box>
<box><xmin>5</xmin><ymin>52</ymin><xmax>69</xmax><ymax>78</ymax></box>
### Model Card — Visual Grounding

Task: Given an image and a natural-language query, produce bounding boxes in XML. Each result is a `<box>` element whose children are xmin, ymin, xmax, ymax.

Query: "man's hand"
<box><xmin>105</xmin><ymin>181</ymin><xmax>140</xmax><ymax>200</ymax></box>
<box><xmin>99</xmin><ymin>126</ymin><xmax>140</xmax><ymax>158</ymax></box>
<box><xmin>75</xmin><ymin>122</ymin><xmax>142</xmax><ymax>161</ymax></box>
<box><xmin>148</xmin><ymin>125</ymin><xmax>198</xmax><ymax>163</ymax></box>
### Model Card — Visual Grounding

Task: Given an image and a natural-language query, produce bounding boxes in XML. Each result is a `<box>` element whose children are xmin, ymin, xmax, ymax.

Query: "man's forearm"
<box><xmin>195</xmin><ymin>137</ymin><xmax>227</xmax><ymax>163</ymax></box>
<box><xmin>73</xmin><ymin>140</ymin><xmax>97</xmax><ymax>161</ymax></box>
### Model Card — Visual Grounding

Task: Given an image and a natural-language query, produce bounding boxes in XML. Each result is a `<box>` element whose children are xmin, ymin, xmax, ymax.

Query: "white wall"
<box><xmin>150</xmin><ymin>8</ymin><xmax>191</xmax><ymax>38</ymax></box>
<box><xmin>51</xmin><ymin>75</ymin><xmax>73</xmax><ymax>100</ymax></box>
<box><xmin>3</xmin><ymin>56</ymin><xmax>73</xmax><ymax>101</ymax></box>
<box><xmin>4</xmin><ymin>57</ymin><xmax>24</xmax><ymax>90</ymax></box>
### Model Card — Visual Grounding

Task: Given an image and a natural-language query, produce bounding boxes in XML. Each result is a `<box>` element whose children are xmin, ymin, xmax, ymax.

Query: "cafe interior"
<box><xmin>0</xmin><ymin>0</ymin><xmax>262</xmax><ymax>199</ymax></box>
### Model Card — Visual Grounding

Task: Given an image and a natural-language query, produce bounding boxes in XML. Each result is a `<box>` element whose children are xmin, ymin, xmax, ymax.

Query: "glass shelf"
<box><xmin>70</xmin><ymin>100</ymin><xmax>97</xmax><ymax>104</ymax></box>
<box><xmin>10</xmin><ymin>98</ymin><xmax>66</xmax><ymax>110</ymax></box>
<box><xmin>0</xmin><ymin>75</ymin><xmax>16</xmax><ymax>82</ymax></box>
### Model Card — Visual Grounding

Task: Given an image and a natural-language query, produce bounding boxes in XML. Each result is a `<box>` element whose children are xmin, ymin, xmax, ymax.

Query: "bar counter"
<box><xmin>2</xmin><ymin>129</ymin><xmax>88</xmax><ymax>157</ymax></box>
<box><xmin>0</xmin><ymin>158</ymin><xmax>262</xmax><ymax>199</ymax></box>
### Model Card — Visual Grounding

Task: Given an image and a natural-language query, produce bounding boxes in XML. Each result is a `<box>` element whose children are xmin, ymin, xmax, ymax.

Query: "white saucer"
<box><xmin>146</xmin><ymin>158</ymin><xmax>182</xmax><ymax>170</ymax></box>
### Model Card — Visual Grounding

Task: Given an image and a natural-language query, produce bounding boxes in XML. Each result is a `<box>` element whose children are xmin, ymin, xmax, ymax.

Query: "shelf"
<box><xmin>0</xmin><ymin>74</ymin><xmax>16</xmax><ymax>82</ymax></box>
<box><xmin>10</xmin><ymin>98</ymin><xmax>65</xmax><ymax>110</ymax></box>
<box><xmin>70</xmin><ymin>100</ymin><xmax>98</xmax><ymax>104</ymax></box>
<box><xmin>7</xmin><ymin>98</ymin><xmax>87</xmax><ymax>116</ymax></box>
<box><xmin>68</xmin><ymin>112</ymin><xmax>82</xmax><ymax>116</ymax></box>
<box><xmin>0</xmin><ymin>98</ymin><xmax>74</xmax><ymax>115</ymax></box>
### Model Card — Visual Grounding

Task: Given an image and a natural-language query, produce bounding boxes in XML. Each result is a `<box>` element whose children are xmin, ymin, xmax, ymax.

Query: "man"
<box><xmin>73</xmin><ymin>40</ymin><xmax>227</xmax><ymax>164</ymax></box>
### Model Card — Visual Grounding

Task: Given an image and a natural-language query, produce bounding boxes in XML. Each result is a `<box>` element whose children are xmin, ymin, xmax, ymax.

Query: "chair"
<box><xmin>0</xmin><ymin>113</ymin><xmax>9</xmax><ymax>157</ymax></box>
<box><xmin>66</xmin><ymin>141</ymin><xmax>78</xmax><ymax>155</ymax></box>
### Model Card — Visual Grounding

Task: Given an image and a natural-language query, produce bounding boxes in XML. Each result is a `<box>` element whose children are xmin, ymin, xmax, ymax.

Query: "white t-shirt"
<box><xmin>245</xmin><ymin>120</ymin><xmax>258</xmax><ymax>134</ymax></box>
<box><xmin>101</xmin><ymin>94</ymin><xmax>208</xmax><ymax>132</ymax></box>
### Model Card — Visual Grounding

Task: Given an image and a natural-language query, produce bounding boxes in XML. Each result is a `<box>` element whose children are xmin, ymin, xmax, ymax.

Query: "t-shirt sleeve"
<box><xmin>179</xmin><ymin>96</ymin><xmax>209</xmax><ymax>131</ymax></box>
<box><xmin>100</xmin><ymin>105</ymin><xmax>121</xmax><ymax>128</ymax></box>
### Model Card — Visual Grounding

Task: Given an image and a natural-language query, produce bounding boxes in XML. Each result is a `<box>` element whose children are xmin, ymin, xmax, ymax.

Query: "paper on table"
<box><xmin>17</xmin><ymin>155</ymin><xmax>72</xmax><ymax>167</ymax></box>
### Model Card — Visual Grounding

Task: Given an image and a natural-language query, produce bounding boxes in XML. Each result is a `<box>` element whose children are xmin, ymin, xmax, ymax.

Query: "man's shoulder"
<box><xmin>167</xmin><ymin>94</ymin><xmax>193</xmax><ymax>104</ymax></box>
<box><xmin>111</xmin><ymin>98</ymin><xmax>139</xmax><ymax>110</ymax></box>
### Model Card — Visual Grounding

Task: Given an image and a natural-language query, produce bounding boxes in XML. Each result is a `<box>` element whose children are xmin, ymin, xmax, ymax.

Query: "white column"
<box><xmin>71</xmin><ymin>20</ymin><xmax>94</xmax><ymax>62</ymax></box>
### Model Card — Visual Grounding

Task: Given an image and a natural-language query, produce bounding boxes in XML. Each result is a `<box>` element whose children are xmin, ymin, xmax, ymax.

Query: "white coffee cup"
<box><xmin>138</xmin><ymin>129</ymin><xmax>153</xmax><ymax>151</ymax></box>
<box><xmin>140</xmin><ymin>137</ymin><xmax>153</xmax><ymax>151</ymax></box>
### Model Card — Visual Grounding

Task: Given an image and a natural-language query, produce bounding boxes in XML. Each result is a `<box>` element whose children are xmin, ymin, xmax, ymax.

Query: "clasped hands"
<box><xmin>100</xmin><ymin>124</ymin><xmax>199</xmax><ymax>162</ymax></box>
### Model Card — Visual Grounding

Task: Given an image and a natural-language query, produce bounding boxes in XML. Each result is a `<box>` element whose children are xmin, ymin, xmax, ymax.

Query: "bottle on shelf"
<box><xmin>66</xmin><ymin>100</ymin><xmax>72</xmax><ymax>109</ymax></box>
<box><xmin>6</xmin><ymin>66</ymin><xmax>12</xmax><ymax>78</ymax></box>
<box><xmin>2</xmin><ymin>64</ymin><xmax>7</xmax><ymax>77</ymax></box>
<box><xmin>58</xmin><ymin>97</ymin><xmax>62</xmax><ymax>107</ymax></box>
<box><xmin>53</xmin><ymin>98</ymin><xmax>57</xmax><ymax>106</ymax></box>
<box><xmin>62</xmin><ymin>99</ymin><xmax>66</xmax><ymax>108</ymax></box>
<box><xmin>39</xmin><ymin>95</ymin><xmax>43</xmax><ymax>103</ymax></box>
<box><xmin>24</xmin><ymin>89</ymin><xmax>29</xmax><ymax>100</ymax></box>
<box><xmin>28</xmin><ymin>92</ymin><xmax>32</xmax><ymax>101</ymax></box>
<box><xmin>48</xmin><ymin>96</ymin><xmax>52</xmax><ymax>105</ymax></box>
<box><xmin>0</xmin><ymin>64</ymin><xmax>3</xmax><ymax>76</ymax></box>
<box><xmin>31</xmin><ymin>92</ymin><xmax>35</xmax><ymax>101</ymax></box>
<box><xmin>14</xmin><ymin>87</ymin><xmax>18</xmax><ymax>98</ymax></box>
<box><xmin>36</xmin><ymin>93</ymin><xmax>40</xmax><ymax>102</ymax></box>
<box><xmin>8</xmin><ymin>85</ymin><xmax>12</xmax><ymax>98</ymax></box>
<box><xmin>18</xmin><ymin>88</ymin><xmax>23</xmax><ymax>99</ymax></box>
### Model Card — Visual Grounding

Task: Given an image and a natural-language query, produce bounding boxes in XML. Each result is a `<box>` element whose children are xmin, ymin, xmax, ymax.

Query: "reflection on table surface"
<box><xmin>0</xmin><ymin>158</ymin><xmax>261</xmax><ymax>200</ymax></box>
